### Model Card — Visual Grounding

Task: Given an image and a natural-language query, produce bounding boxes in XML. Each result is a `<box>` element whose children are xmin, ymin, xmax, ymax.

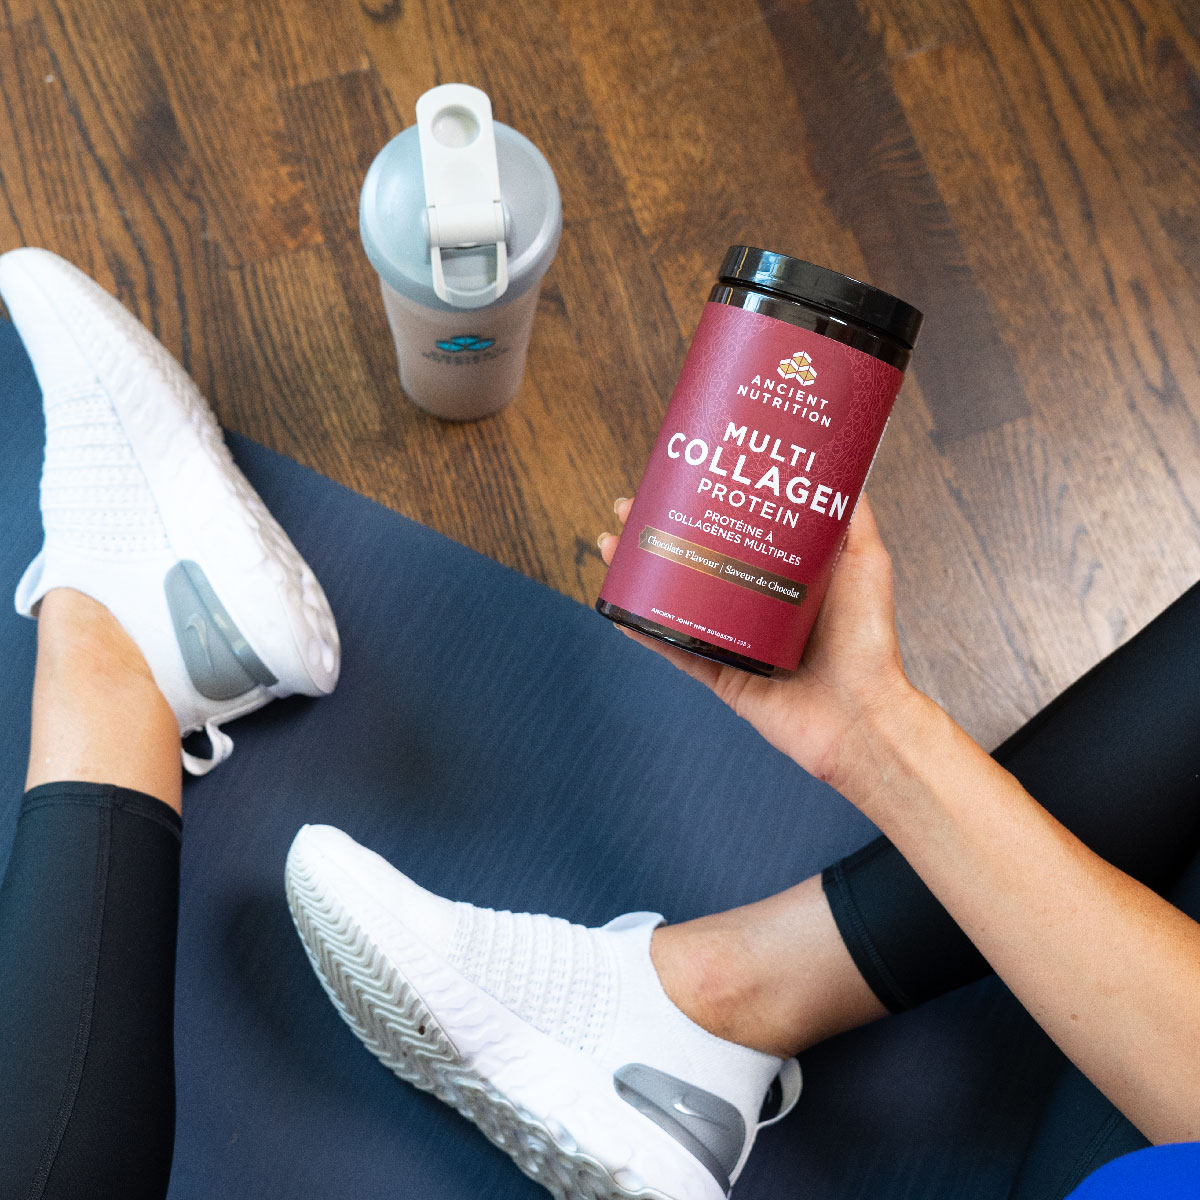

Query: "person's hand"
<box><xmin>598</xmin><ymin>494</ymin><xmax>921</xmax><ymax>792</ymax></box>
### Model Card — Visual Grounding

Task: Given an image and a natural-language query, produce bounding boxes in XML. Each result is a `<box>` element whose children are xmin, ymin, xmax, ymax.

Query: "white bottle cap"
<box><xmin>416</xmin><ymin>84</ymin><xmax>509</xmax><ymax>309</ymax></box>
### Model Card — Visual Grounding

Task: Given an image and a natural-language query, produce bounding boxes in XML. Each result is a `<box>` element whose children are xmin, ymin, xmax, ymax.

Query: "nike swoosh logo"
<box><xmin>186</xmin><ymin>614</ymin><xmax>214</xmax><ymax>671</ymax></box>
<box><xmin>672</xmin><ymin>1097</ymin><xmax>726</xmax><ymax>1126</ymax></box>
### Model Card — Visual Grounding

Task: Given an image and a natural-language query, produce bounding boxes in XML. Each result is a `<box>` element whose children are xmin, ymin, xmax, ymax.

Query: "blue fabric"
<box><xmin>1066</xmin><ymin>1144</ymin><xmax>1200</xmax><ymax>1199</ymax></box>
<box><xmin>0</xmin><ymin>316</ymin><xmax>1066</xmax><ymax>1198</ymax></box>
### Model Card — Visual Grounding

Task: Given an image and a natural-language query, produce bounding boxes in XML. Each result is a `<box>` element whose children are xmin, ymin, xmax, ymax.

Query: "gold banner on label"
<box><xmin>638</xmin><ymin>526</ymin><xmax>808</xmax><ymax>608</ymax></box>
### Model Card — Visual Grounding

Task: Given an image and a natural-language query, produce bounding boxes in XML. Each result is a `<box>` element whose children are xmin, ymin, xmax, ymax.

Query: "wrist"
<box><xmin>827</xmin><ymin>681</ymin><xmax>947</xmax><ymax>817</ymax></box>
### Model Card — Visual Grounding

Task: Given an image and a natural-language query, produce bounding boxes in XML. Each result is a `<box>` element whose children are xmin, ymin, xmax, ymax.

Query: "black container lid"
<box><xmin>718</xmin><ymin>245</ymin><xmax>923</xmax><ymax>349</ymax></box>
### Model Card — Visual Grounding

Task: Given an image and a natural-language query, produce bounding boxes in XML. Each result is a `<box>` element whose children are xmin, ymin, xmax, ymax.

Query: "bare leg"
<box><xmin>652</xmin><ymin>876</ymin><xmax>886</xmax><ymax>1058</ymax></box>
<box><xmin>26</xmin><ymin>588</ymin><xmax>181</xmax><ymax>813</ymax></box>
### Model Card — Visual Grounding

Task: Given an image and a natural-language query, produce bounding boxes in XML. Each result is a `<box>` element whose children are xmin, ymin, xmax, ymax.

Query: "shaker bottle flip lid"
<box><xmin>360</xmin><ymin>83</ymin><xmax>561</xmax><ymax>314</ymax></box>
<box><xmin>416</xmin><ymin>85</ymin><xmax>508</xmax><ymax>308</ymax></box>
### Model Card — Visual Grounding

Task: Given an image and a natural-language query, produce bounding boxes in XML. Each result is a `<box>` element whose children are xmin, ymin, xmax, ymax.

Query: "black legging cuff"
<box><xmin>21</xmin><ymin>780</ymin><xmax>182</xmax><ymax>838</ymax></box>
<box><xmin>822</xmin><ymin>846</ymin><xmax>916</xmax><ymax>1014</ymax></box>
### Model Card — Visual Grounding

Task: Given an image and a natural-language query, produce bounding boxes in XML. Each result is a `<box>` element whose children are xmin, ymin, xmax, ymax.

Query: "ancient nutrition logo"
<box><xmin>777</xmin><ymin>350</ymin><xmax>817</xmax><ymax>385</ymax></box>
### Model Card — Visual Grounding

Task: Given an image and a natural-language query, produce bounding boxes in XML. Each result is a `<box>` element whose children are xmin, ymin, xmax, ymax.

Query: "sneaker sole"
<box><xmin>285</xmin><ymin>841</ymin><xmax>724</xmax><ymax>1200</ymax></box>
<box><xmin>1</xmin><ymin>248</ymin><xmax>339</xmax><ymax>698</ymax></box>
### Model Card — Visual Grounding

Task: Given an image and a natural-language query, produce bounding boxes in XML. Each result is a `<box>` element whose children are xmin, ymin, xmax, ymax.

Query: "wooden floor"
<box><xmin>1</xmin><ymin>0</ymin><xmax>1197</xmax><ymax>748</ymax></box>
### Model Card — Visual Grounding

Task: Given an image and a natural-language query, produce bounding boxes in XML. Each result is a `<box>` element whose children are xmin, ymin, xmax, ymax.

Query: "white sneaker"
<box><xmin>0</xmin><ymin>247</ymin><xmax>340</xmax><ymax>774</ymax></box>
<box><xmin>285</xmin><ymin>824</ymin><xmax>801</xmax><ymax>1199</ymax></box>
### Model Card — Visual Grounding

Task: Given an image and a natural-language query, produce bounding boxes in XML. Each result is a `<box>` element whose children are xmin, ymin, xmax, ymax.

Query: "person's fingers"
<box><xmin>597</xmin><ymin>497</ymin><xmax>634</xmax><ymax>564</ymax></box>
<box><xmin>843</xmin><ymin>492</ymin><xmax>884</xmax><ymax>557</ymax></box>
<box><xmin>852</xmin><ymin>489</ymin><xmax>874</xmax><ymax>523</ymax></box>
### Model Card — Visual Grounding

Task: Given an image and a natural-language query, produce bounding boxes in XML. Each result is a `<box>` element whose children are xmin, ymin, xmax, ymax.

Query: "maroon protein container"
<box><xmin>597</xmin><ymin>245</ymin><xmax>922</xmax><ymax>677</ymax></box>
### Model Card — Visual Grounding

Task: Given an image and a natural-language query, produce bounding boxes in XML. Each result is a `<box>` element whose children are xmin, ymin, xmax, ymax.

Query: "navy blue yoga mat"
<box><xmin>0</xmin><ymin>318</ymin><xmax>1063</xmax><ymax>1199</ymax></box>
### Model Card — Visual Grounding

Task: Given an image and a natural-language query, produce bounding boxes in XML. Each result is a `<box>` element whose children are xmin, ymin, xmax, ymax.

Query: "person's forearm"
<box><xmin>835</xmin><ymin>688</ymin><xmax>1200</xmax><ymax>1143</ymax></box>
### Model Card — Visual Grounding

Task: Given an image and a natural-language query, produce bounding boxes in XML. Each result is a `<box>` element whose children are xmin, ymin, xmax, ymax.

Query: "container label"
<box><xmin>599</xmin><ymin>301</ymin><xmax>903</xmax><ymax>671</ymax></box>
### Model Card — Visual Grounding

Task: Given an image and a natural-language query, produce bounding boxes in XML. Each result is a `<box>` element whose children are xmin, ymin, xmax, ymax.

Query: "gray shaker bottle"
<box><xmin>360</xmin><ymin>83</ymin><xmax>562</xmax><ymax>421</ymax></box>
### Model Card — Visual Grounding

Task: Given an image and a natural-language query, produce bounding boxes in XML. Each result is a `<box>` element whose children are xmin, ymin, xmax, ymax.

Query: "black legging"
<box><xmin>1</xmin><ymin>583</ymin><xmax>1198</xmax><ymax>1200</ymax></box>
<box><xmin>0</xmin><ymin>783</ymin><xmax>180</xmax><ymax>1200</ymax></box>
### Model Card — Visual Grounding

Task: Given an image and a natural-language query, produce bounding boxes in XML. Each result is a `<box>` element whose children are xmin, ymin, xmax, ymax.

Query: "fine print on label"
<box><xmin>638</xmin><ymin>526</ymin><xmax>808</xmax><ymax>607</ymax></box>
<box><xmin>599</xmin><ymin>302</ymin><xmax>903</xmax><ymax>672</ymax></box>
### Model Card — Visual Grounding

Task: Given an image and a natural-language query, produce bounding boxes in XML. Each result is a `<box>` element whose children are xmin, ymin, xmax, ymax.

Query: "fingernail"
<box><xmin>613</xmin><ymin>497</ymin><xmax>630</xmax><ymax>515</ymax></box>
<box><xmin>597</xmin><ymin>532</ymin><xmax>612</xmax><ymax>550</ymax></box>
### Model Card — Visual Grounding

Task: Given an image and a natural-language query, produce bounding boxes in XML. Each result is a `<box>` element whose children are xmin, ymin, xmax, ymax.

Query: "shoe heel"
<box><xmin>165</xmin><ymin>560</ymin><xmax>277</xmax><ymax>700</ymax></box>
